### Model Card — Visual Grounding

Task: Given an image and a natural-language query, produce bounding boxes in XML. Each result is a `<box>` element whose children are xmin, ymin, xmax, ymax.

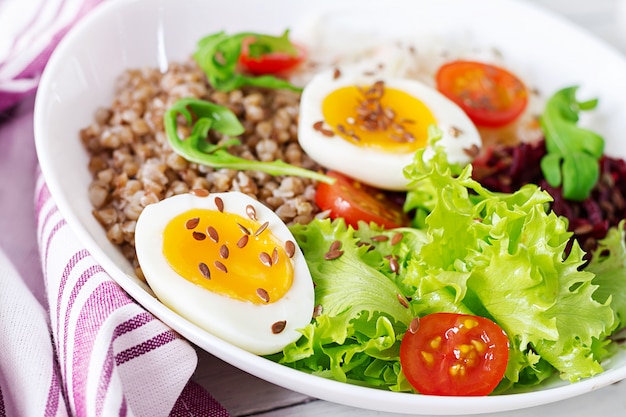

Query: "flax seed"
<box><xmin>313</xmin><ymin>121</ymin><xmax>324</xmax><ymax>131</ymax></box>
<box><xmin>285</xmin><ymin>240</ymin><xmax>296</xmax><ymax>258</ymax></box>
<box><xmin>214</xmin><ymin>196</ymin><xmax>224</xmax><ymax>213</ymax></box>
<box><xmin>256</xmin><ymin>288</ymin><xmax>270</xmax><ymax>303</ymax></box>
<box><xmin>324</xmin><ymin>249</ymin><xmax>344</xmax><ymax>260</ymax></box>
<box><xmin>272</xmin><ymin>320</ymin><xmax>287</xmax><ymax>334</ymax></box>
<box><xmin>219</xmin><ymin>244</ymin><xmax>229</xmax><ymax>259</ymax></box>
<box><xmin>237</xmin><ymin>223</ymin><xmax>251</xmax><ymax>235</ymax></box>
<box><xmin>237</xmin><ymin>234</ymin><xmax>249</xmax><ymax>248</ymax></box>
<box><xmin>397</xmin><ymin>293</ymin><xmax>409</xmax><ymax>308</ymax></box>
<box><xmin>254</xmin><ymin>221</ymin><xmax>269</xmax><ymax>237</ymax></box>
<box><xmin>271</xmin><ymin>247</ymin><xmax>279</xmax><ymax>265</ymax></box>
<box><xmin>206</xmin><ymin>226</ymin><xmax>219</xmax><ymax>243</ymax></box>
<box><xmin>259</xmin><ymin>251</ymin><xmax>272</xmax><ymax>267</ymax></box>
<box><xmin>313</xmin><ymin>304</ymin><xmax>323</xmax><ymax>318</ymax></box>
<box><xmin>371</xmin><ymin>234</ymin><xmax>389</xmax><ymax>242</ymax></box>
<box><xmin>246</xmin><ymin>204</ymin><xmax>257</xmax><ymax>220</ymax></box>
<box><xmin>329</xmin><ymin>240</ymin><xmax>342</xmax><ymax>252</ymax></box>
<box><xmin>214</xmin><ymin>260</ymin><xmax>227</xmax><ymax>273</ymax></box>
<box><xmin>198</xmin><ymin>262</ymin><xmax>210</xmax><ymax>279</ymax></box>
<box><xmin>192</xmin><ymin>231</ymin><xmax>206</xmax><ymax>241</ymax></box>
<box><xmin>409</xmin><ymin>317</ymin><xmax>420</xmax><ymax>334</ymax></box>
<box><xmin>185</xmin><ymin>217</ymin><xmax>200</xmax><ymax>229</ymax></box>
<box><xmin>389</xmin><ymin>256</ymin><xmax>400</xmax><ymax>274</ymax></box>
<box><xmin>391</xmin><ymin>232</ymin><xmax>403</xmax><ymax>246</ymax></box>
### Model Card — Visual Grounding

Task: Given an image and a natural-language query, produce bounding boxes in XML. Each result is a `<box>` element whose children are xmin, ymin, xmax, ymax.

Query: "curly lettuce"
<box><xmin>269</xmin><ymin>129</ymin><xmax>622</xmax><ymax>394</ymax></box>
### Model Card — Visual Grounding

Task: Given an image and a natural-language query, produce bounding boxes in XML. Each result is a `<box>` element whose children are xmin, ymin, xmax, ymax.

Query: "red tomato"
<box><xmin>315</xmin><ymin>171</ymin><xmax>409</xmax><ymax>229</ymax></box>
<box><xmin>400</xmin><ymin>312</ymin><xmax>509</xmax><ymax>396</ymax></box>
<box><xmin>436</xmin><ymin>60</ymin><xmax>528</xmax><ymax>128</ymax></box>
<box><xmin>239</xmin><ymin>37</ymin><xmax>306</xmax><ymax>75</ymax></box>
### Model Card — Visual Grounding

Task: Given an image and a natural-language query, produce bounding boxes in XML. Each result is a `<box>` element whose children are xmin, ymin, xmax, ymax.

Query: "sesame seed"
<box><xmin>219</xmin><ymin>244</ymin><xmax>229</xmax><ymax>259</ymax></box>
<box><xmin>190</xmin><ymin>189</ymin><xmax>209</xmax><ymax>197</ymax></box>
<box><xmin>192</xmin><ymin>231</ymin><xmax>206</xmax><ymax>241</ymax></box>
<box><xmin>256</xmin><ymin>288</ymin><xmax>270</xmax><ymax>303</ymax></box>
<box><xmin>206</xmin><ymin>226</ymin><xmax>219</xmax><ymax>243</ymax></box>
<box><xmin>198</xmin><ymin>262</ymin><xmax>210</xmax><ymax>279</ymax></box>
<box><xmin>214</xmin><ymin>260</ymin><xmax>227</xmax><ymax>273</ymax></box>
<box><xmin>285</xmin><ymin>240</ymin><xmax>296</xmax><ymax>258</ymax></box>
<box><xmin>409</xmin><ymin>317</ymin><xmax>420</xmax><ymax>334</ymax></box>
<box><xmin>259</xmin><ymin>251</ymin><xmax>272</xmax><ymax>267</ymax></box>
<box><xmin>214</xmin><ymin>196</ymin><xmax>224</xmax><ymax>212</ymax></box>
<box><xmin>272</xmin><ymin>320</ymin><xmax>287</xmax><ymax>334</ymax></box>
<box><xmin>237</xmin><ymin>234</ymin><xmax>249</xmax><ymax>248</ymax></box>
<box><xmin>254</xmin><ymin>221</ymin><xmax>269</xmax><ymax>237</ymax></box>
<box><xmin>246</xmin><ymin>204</ymin><xmax>257</xmax><ymax>221</ymax></box>
<box><xmin>185</xmin><ymin>217</ymin><xmax>200</xmax><ymax>229</ymax></box>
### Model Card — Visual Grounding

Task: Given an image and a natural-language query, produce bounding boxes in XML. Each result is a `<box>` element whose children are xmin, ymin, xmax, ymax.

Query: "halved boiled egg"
<box><xmin>298</xmin><ymin>69</ymin><xmax>482</xmax><ymax>190</ymax></box>
<box><xmin>134</xmin><ymin>190</ymin><xmax>315</xmax><ymax>355</ymax></box>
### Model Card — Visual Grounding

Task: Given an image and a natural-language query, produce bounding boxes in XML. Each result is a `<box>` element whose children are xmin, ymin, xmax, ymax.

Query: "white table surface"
<box><xmin>190</xmin><ymin>1</ymin><xmax>626</xmax><ymax>416</ymax></box>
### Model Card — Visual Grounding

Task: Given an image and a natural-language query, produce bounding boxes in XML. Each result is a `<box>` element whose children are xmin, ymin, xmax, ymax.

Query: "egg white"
<box><xmin>298</xmin><ymin>69</ymin><xmax>482</xmax><ymax>190</ymax></box>
<box><xmin>134</xmin><ymin>191</ymin><xmax>315</xmax><ymax>355</ymax></box>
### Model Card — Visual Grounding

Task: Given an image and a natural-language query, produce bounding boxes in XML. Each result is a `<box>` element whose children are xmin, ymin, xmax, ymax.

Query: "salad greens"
<box><xmin>540</xmin><ymin>86</ymin><xmax>604</xmax><ymax>201</ymax></box>
<box><xmin>273</xmin><ymin>129</ymin><xmax>626</xmax><ymax>393</ymax></box>
<box><xmin>163</xmin><ymin>98</ymin><xmax>333</xmax><ymax>183</ymax></box>
<box><xmin>193</xmin><ymin>30</ymin><xmax>302</xmax><ymax>92</ymax></box>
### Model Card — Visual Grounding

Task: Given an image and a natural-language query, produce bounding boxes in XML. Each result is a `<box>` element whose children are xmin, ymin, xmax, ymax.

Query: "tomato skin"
<box><xmin>315</xmin><ymin>171</ymin><xmax>409</xmax><ymax>229</ymax></box>
<box><xmin>436</xmin><ymin>60</ymin><xmax>528</xmax><ymax>128</ymax></box>
<box><xmin>400</xmin><ymin>313</ymin><xmax>509</xmax><ymax>396</ymax></box>
<box><xmin>239</xmin><ymin>37</ymin><xmax>306</xmax><ymax>75</ymax></box>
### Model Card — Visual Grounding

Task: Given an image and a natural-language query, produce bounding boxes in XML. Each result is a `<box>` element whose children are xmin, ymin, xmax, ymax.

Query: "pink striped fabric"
<box><xmin>28</xmin><ymin>172</ymin><xmax>229</xmax><ymax>417</ymax></box>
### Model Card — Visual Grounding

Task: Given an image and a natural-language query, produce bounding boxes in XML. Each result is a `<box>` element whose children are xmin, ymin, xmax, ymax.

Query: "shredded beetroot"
<box><xmin>471</xmin><ymin>139</ymin><xmax>626</xmax><ymax>259</ymax></box>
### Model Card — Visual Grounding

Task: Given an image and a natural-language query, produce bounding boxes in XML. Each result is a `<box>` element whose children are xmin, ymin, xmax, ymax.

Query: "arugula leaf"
<box><xmin>539</xmin><ymin>86</ymin><xmax>604</xmax><ymax>201</ymax></box>
<box><xmin>164</xmin><ymin>98</ymin><xmax>334</xmax><ymax>183</ymax></box>
<box><xmin>193</xmin><ymin>30</ymin><xmax>302</xmax><ymax>92</ymax></box>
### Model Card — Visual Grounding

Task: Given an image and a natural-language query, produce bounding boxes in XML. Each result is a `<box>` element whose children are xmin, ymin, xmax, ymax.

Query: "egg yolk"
<box><xmin>321</xmin><ymin>82</ymin><xmax>436</xmax><ymax>153</ymax></box>
<box><xmin>162</xmin><ymin>208</ymin><xmax>294</xmax><ymax>305</ymax></box>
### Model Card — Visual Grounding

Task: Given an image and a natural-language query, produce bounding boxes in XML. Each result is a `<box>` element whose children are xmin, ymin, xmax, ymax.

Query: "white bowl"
<box><xmin>34</xmin><ymin>0</ymin><xmax>626</xmax><ymax>414</ymax></box>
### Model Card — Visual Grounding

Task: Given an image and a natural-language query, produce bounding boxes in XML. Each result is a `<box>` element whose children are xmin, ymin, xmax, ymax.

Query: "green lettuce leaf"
<box><xmin>402</xmin><ymin>135</ymin><xmax>616</xmax><ymax>385</ymax></box>
<box><xmin>272</xmin><ymin>218</ymin><xmax>425</xmax><ymax>390</ymax></box>
<box><xmin>588</xmin><ymin>221</ymin><xmax>626</xmax><ymax>331</ymax></box>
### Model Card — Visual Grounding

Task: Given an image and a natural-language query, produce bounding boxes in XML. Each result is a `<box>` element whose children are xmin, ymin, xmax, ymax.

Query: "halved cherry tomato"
<box><xmin>315</xmin><ymin>171</ymin><xmax>409</xmax><ymax>229</ymax></box>
<box><xmin>400</xmin><ymin>312</ymin><xmax>509</xmax><ymax>396</ymax></box>
<box><xmin>239</xmin><ymin>37</ymin><xmax>306</xmax><ymax>75</ymax></box>
<box><xmin>436</xmin><ymin>60</ymin><xmax>528</xmax><ymax>128</ymax></box>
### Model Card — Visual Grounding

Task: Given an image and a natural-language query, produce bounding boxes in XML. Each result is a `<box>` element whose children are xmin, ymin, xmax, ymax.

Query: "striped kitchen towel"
<box><xmin>0</xmin><ymin>172</ymin><xmax>229</xmax><ymax>416</ymax></box>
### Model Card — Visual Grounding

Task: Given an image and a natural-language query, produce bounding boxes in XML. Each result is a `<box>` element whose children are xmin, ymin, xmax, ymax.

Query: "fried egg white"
<box><xmin>298</xmin><ymin>69</ymin><xmax>482</xmax><ymax>190</ymax></box>
<box><xmin>134</xmin><ymin>191</ymin><xmax>315</xmax><ymax>355</ymax></box>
